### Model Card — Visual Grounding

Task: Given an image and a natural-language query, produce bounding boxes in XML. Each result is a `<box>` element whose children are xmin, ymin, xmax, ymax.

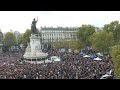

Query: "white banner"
<box><xmin>68</xmin><ymin>49</ymin><xmax>72</xmax><ymax>52</ymax></box>
<box><xmin>61</xmin><ymin>48</ymin><xmax>65</xmax><ymax>52</ymax></box>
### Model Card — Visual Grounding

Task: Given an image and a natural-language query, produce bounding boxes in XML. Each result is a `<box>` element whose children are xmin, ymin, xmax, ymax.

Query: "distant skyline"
<box><xmin>0</xmin><ymin>11</ymin><xmax>120</xmax><ymax>33</ymax></box>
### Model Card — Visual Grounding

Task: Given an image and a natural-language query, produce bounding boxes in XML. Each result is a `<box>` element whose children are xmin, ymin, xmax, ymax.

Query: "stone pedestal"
<box><xmin>23</xmin><ymin>34</ymin><xmax>48</xmax><ymax>60</ymax></box>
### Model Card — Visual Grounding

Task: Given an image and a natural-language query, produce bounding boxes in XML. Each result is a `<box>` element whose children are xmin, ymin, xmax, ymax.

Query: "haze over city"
<box><xmin>0</xmin><ymin>11</ymin><xmax>120</xmax><ymax>33</ymax></box>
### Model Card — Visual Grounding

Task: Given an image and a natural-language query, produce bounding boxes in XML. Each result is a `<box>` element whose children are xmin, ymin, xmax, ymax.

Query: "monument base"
<box><xmin>23</xmin><ymin>34</ymin><xmax>48</xmax><ymax>61</ymax></box>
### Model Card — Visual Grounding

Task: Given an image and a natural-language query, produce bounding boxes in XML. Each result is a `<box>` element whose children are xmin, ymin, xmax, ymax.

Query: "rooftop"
<box><xmin>40</xmin><ymin>27</ymin><xmax>78</xmax><ymax>31</ymax></box>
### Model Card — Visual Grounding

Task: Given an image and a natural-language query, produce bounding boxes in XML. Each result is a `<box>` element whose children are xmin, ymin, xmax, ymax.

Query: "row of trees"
<box><xmin>3</xmin><ymin>29</ymin><xmax>31</xmax><ymax>50</ymax></box>
<box><xmin>76</xmin><ymin>21</ymin><xmax>120</xmax><ymax>79</ymax></box>
<box><xmin>19</xmin><ymin>29</ymin><xmax>31</xmax><ymax>47</ymax></box>
<box><xmin>53</xmin><ymin>39</ymin><xmax>84</xmax><ymax>50</ymax></box>
<box><xmin>4</xmin><ymin>32</ymin><xmax>16</xmax><ymax>49</ymax></box>
<box><xmin>53</xmin><ymin>22</ymin><xmax>114</xmax><ymax>54</ymax></box>
<box><xmin>76</xmin><ymin>24</ymin><xmax>115</xmax><ymax>54</ymax></box>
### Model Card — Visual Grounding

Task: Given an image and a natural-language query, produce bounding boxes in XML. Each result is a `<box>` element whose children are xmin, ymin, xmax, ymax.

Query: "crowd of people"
<box><xmin>0</xmin><ymin>49</ymin><xmax>114</xmax><ymax>79</ymax></box>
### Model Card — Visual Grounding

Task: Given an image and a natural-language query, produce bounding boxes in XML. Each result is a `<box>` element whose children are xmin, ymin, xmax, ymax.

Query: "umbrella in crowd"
<box><xmin>80</xmin><ymin>51</ymin><xmax>84</xmax><ymax>55</ymax></box>
<box><xmin>93</xmin><ymin>57</ymin><xmax>102</xmax><ymax>60</ymax></box>
<box><xmin>83</xmin><ymin>55</ymin><xmax>90</xmax><ymax>58</ymax></box>
<box><xmin>90</xmin><ymin>55</ymin><xmax>97</xmax><ymax>59</ymax></box>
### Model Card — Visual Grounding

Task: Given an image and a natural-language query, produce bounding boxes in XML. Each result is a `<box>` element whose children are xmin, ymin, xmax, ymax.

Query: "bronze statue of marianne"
<box><xmin>31</xmin><ymin>18</ymin><xmax>38</xmax><ymax>34</ymax></box>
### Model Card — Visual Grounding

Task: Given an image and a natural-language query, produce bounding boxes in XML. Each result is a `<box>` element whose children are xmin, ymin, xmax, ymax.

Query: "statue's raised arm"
<box><xmin>37</xmin><ymin>17</ymin><xmax>38</xmax><ymax>22</ymax></box>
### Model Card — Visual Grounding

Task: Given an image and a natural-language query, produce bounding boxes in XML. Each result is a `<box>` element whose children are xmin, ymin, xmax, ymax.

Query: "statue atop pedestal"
<box><xmin>31</xmin><ymin>17</ymin><xmax>42</xmax><ymax>45</ymax></box>
<box><xmin>31</xmin><ymin>17</ymin><xmax>39</xmax><ymax>34</ymax></box>
<box><xmin>23</xmin><ymin>18</ymin><xmax>48</xmax><ymax>60</ymax></box>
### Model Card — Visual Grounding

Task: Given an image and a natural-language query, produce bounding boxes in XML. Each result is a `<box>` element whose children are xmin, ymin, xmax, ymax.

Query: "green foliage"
<box><xmin>111</xmin><ymin>45</ymin><xmax>120</xmax><ymax>79</ymax></box>
<box><xmin>4</xmin><ymin>32</ymin><xmax>16</xmax><ymax>49</ymax></box>
<box><xmin>76</xmin><ymin>24</ymin><xmax>95</xmax><ymax>47</ymax></box>
<box><xmin>53</xmin><ymin>38</ymin><xmax>70</xmax><ymax>49</ymax></box>
<box><xmin>18</xmin><ymin>34</ymin><xmax>23</xmax><ymax>44</ymax></box>
<box><xmin>103</xmin><ymin>21</ymin><xmax>119</xmax><ymax>32</ymax></box>
<box><xmin>61</xmin><ymin>39</ymin><xmax>69</xmax><ymax>49</ymax></box>
<box><xmin>53</xmin><ymin>38</ymin><xmax>85</xmax><ymax>50</ymax></box>
<box><xmin>68</xmin><ymin>39</ymin><xmax>84</xmax><ymax>50</ymax></box>
<box><xmin>53</xmin><ymin>39</ymin><xmax>60</xmax><ymax>49</ymax></box>
<box><xmin>102</xmin><ymin>21</ymin><xmax>120</xmax><ymax>78</ymax></box>
<box><xmin>76</xmin><ymin>39</ymin><xmax>85</xmax><ymax>49</ymax></box>
<box><xmin>90</xmin><ymin>30</ymin><xmax>113</xmax><ymax>53</ymax></box>
<box><xmin>103</xmin><ymin>21</ymin><xmax>120</xmax><ymax>44</ymax></box>
<box><xmin>20</xmin><ymin>29</ymin><xmax>32</xmax><ymax>47</ymax></box>
<box><xmin>69</xmin><ymin>39</ymin><xmax>75</xmax><ymax>49</ymax></box>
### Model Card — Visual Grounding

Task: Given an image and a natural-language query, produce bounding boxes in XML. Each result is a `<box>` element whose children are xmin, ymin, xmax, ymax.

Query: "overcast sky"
<box><xmin>0</xmin><ymin>11</ymin><xmax>120</xmax><ymax>33</ymax></box>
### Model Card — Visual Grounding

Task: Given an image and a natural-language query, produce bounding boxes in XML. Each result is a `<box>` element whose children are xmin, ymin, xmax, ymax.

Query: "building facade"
<box><xmin>40</xmin><ymin>27</ymin><xmax>78</xmax><ymax>49</ymax></box>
